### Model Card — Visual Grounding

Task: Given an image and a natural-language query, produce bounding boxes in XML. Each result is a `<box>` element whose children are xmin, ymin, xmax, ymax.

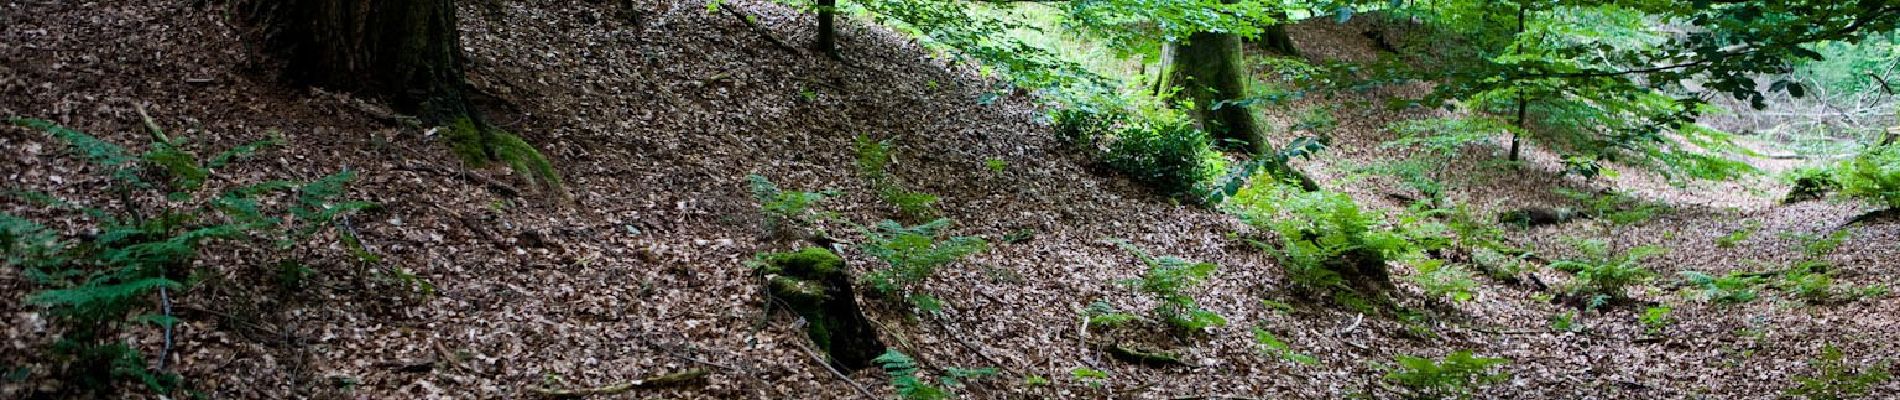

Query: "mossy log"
<box><xmin>758</xmin><ymin>247</ymin><xmax>885</xmax><ymax>371</ymax></box>
<box><xmin>1106</xmin><ymin>344</ymin><xmax>1187</xmax><ymax>367</ymax></box>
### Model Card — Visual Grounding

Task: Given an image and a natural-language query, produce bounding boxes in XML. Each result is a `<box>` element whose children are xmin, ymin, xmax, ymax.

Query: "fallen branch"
<box><xmin>529</xmin><ymin>369</ymin><xmax>709</xmax><ymax>398</ymax></box>
<box><xmin>397</xmin><ymin>160</ymin><xmax>522</xmax><ymax>197</ymax></box>
<box><xmin>1106</xmin><ymin>344</ymin><xmax>1186</xmax><ymax>367</ymax></box>
<box><xmin>721</xmin><ymin>5</ymin><xmax>800</xmax><ymax>54</ymax></box>
<box><xmin>788</xmin><ymin>332</ymin><xmax>877</xmax><ymax>399</ymax></box>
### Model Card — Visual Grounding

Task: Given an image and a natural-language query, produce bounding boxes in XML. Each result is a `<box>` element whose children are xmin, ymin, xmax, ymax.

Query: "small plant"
<box><xmin>1023</xmin><ymin>374</ymin><xmax>1050</xmax><ymax>386</ymax></box>
<box><xmin>1408</xmin><ymin>259</ymin><xmax>1477</xmax><ymax>303</ymax></box>
<box><xmin>1252</xmin><ymin>326</ymin><xmax>1318</xmax><ymax>365</ymax></box>
<box><xmin>747</xmin><ymin>174</ymin><xmax>833</xmax><ymax>236</ymax></box>
<box><xmin>875</xmin><ymin>350</ymin><xmax>950</xmax><ymax>400</ymax></box>
<box><xmin>1716</xmin><ymin>221</ymin><xmax>1761</xmax><ymax>248</ymax></box>
<box><xmin>855</xmin><ymin>136</ymin><xmax>940</xmax><ymax>221</ymax></box>
<box><xmin>1113</xmin><ymin>241</ymin><xmax>1227</xmax><ymax>332</ymax></box>
<box><xmin>1083</xmin><ymin>301</ymin><xmax>1139</xmax><ymax>328</ymax></box>
<box><xmin>1640</xmin><ymin>306</ymin><xmax>1672</xmax><ymax>334</ymax></box>
<box><xmin>860</xmin><ymin>219</ymin><xmax>988</xmax><ymax>311</ymax></box>
<box><xmin>1549</xmin><ymin>312</ymin><xmax>1580</xmax><ymax>333</ymax></box>
<box><xmin>1785</xmin><ymin>345</ymin><xmax>1891</xmax><ymax>400</ymax></box>
<box><xmin>1384</xmin><ymin>350</ymin><xmax>1510</xmax><ymax>400</ymax></box>
<box><xmin>1679</xmin><ymin>270</ymin><xmax>1762</xmax><ymax>304</ymax></box>
<box><xmin>1549</xmin><ymin>240</ymin><xmax>1661</xmax><ymax>307</ymax></box>
<box><xmin>1069</xmin><ymin>367</ymin><xmax>1109</xmax><ymax>388</ymax></box>
<box><xmin>984</xmin><ymin>158</ymin><xmax>1008</xmax><ymax>174</ymax></box>
<box><xmin>1782</xmin><ymin>166</ymin><xmax>1841</xmax><ymax>203</ymax></box>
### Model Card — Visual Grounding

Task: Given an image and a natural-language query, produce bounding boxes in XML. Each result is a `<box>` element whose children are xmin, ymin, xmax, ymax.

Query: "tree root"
<box><xmin>528</xmin><ymin>369</ymin><xmax>709</xmax><ymax>398</ymax></box>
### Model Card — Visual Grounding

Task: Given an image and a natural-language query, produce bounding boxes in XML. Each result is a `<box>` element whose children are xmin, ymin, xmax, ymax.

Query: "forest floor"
<box><xmin>2</xmin><ymin>1</ymin><xmax>1896</xmax><ymax>399</ymax></box>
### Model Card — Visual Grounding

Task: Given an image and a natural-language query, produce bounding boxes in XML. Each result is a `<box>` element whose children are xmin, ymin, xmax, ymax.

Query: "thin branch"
<box><xmin>527</xmin><ymin>369</ymin><xmax>709</xmax><ymax>398</ymax></box>
<box><xmin>722</xmin><ymin>5</ymin><xmax>800</xmax><ymax>54</ymax></box>
<box><xmin>788</xmin><ymin>333</ymin><xmax>878</xmax><ymax>398</ymax></box>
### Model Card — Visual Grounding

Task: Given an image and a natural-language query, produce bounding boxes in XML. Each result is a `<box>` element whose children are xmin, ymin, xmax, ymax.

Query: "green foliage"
<box><xmin>984</xmin><ymin>158</ymin><xmax>1008</xmax><ymax>174</ymax></box>
<box><xmin>1548</xmin><ymin>312</ymin><xmax>1579</xmax><ymax>333</ymax></box>
<box><xmin>1408</xmin><ymin>259</ymin><xmax>1478</xmax><ymax>303</ymax></box>
<box><xmin>1083</xmin><ymin>300</ymin><xmax>1139</xmax><ymax>328</ymax></box>
<box><xmin>875</xmin><ymin>350</ymin><xmax>951</xmax><ymax>400</ymax></box>
<box><xmin>1836</xmin><ymin>142</ymin><xmax>1900</xmax><ymax>208</ymax></box>
<box><xmin>1679</xmin><ymin>270</ymin><xmax>1762</xmax><ymax>304</ymax></box>
<box><xmin>1252</xmin><ymin>326</ymin><xmax>1318</xmax><ymax>365</ymax></box>
<box><xmin>1783</xmin><ymin>166</ymin><xmax>1842</xmax><ymax>202</ymax></box>
<box><xmin>1069</xmin><ymin>367</ymin><xmax>1108</xmax><ymax>388</ymax></box>
<box><xmin>442</xmin><ymin>117</ymin><xmax>563</xmax><ymax>190</ymax></box>
<box><xmin>1716</xmin><ymin>221</ymin><xmax>1761</xmax><ymax>248</ymax></box>
<box><xmin>1550</xmin><ymin>240</ymin><xmax>1661</xmax><ymax>305</ymax></box>
<box><xmin>855</xmin><ymin>136</ymin><xmax>941</xmax><ymax>221</ymax></box>
<box><xmin>1785</xmin><ymin>345</ymin><xmax>1891</xmax><ymax>400</ymax></box>
<box><xmin>1228</xmin><ymin>177</ymin><xmax>1413</xmax><ymax>292</ymax></box>
<box><xmin>747</xmin><ymin>175</ymin><xmax>833</xmax><ymax>235</ymax></box>
<box><xmin>860</xmin><ymin>219</ymin><xmax>988</xmax><ymax>311</ymax></box>
<box><xmin>5</xmin><ymin>118</ymin><xmax>371</xmax><ymax>395</ymax></box>
<box><xmin>1112</xmin><ymin>241</ymin><xmax>1226</xmax><ymax>332</ymax></box>
<box><xmin>1055</xmin><ymin>99</ymin><xmax>1225</xmax><ymax>197</ymax></box>
<box><xmin>1639</xmin><ymin>306</ymin><xmax>1671</xmax><ymax>334</ymax></box>
<box><xmin>1385</xmin><ymin>350</ymin><xmax>1510</xmax><ymax>400</ymax></box>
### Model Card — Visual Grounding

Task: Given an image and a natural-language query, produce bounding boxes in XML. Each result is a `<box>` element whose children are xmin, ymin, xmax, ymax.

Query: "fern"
<box><xmin>5</xmin><ymin>117</ymin><xmax>375</xmax><ymax>395</ymax></box>
<box><xmin>1385</xmin><ymin>350</ymin><xmax>1511</xmax><ymax>400</ymax></box>
<box><xmin>1113</xmin><ymin>241</ymin><xmax>1226</xmax><ymax>331</ymax></box>
<box><xmin>875</xmin><ymin>350</ymin><xmax>951</xmax><ymax>400</ymax></box>
<box><xmin>860</xmin><ymin>219</ymin><xmax>987</xmax><ymax>311</ymax></box>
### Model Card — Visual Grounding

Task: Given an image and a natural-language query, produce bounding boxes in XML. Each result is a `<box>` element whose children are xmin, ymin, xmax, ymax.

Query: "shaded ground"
<box><xmin>1</xmin><ymin>1</ymin><xmax>1895</xmax><ymax>399</ymax></box>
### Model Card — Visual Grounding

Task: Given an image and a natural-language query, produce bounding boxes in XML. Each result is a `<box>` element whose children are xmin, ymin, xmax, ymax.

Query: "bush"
<box><xmin>1836</xmin><ymin>143</ymin><xmax>1900</xmax><ymax>207</ymax></box>
<box><xmin>4</xmin><ymin>117</ymin><xmax>371</xmax><ymax>395</ymax></box>
<box><xmin>1783</xmin><ymin>166</ymin><xmax>1841</xmax><ymax>203</ymax></box>
<box><xmin>1054</xmin><ymin>98</ymin><xmax>1224</xmax><ymax>197</ymax></box>
<box><xmin>855</xmin><ymin>136</ymin><xmax>941</xmax><ymax>221</ymax></box>
<box><xmin>1385</xmin><ymin>350</ymin><xmax>1510</xmax><ymax>400</ymax></box>
<box><xmin>1228</xmin><ymin>177</ymin><xmax>1411</xmax><ymax>295</ymax></box>
<box><xmin>1550</xmin><ymin>240</ymin><xmax>1661</xmax><ymax>307</ymax></box>
<box><xmin>1112</xmin><ymin>241</ymin><xmax>1226</xmax><ymax>332</ymax></box>
<box><xmin>859</xmin><ymin>219</ymin><xmax>988</xmax><ymax>311</ymax></box>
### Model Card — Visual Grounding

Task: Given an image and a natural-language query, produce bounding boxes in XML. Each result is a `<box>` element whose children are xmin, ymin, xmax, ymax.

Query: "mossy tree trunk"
<box><xmin>1168</xmin><ymin>29</ymin><xmax>1265</xmax><ymax>154</ymax></box>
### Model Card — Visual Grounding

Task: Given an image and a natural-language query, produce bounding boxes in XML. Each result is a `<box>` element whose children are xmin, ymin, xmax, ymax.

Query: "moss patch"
<box><xmin>757</xmin><ymin>247</ymin><xmax>883</xmax><ymax>371</ymax></box>
<box><xmin>442</xmin><ymin>117</ymin><xmax>564</xmax><ymax>191</ymax></box>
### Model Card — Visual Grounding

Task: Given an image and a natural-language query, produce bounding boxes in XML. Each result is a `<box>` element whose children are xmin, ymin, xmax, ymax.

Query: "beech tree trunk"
<box><xmin>1168</xmin><ymin>30</ymin><xmax>1265</xmax><ymax>154</ymax></box>
<box><xmin>250</xmin><ymin>0</ymin><xmax>500</xmax><ymax>160</ymax></box>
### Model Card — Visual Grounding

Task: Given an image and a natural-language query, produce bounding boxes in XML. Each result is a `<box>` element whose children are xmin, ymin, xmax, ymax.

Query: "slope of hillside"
<box><xmin>3</xmin><ymin>1</ymin><xmax>1897</xmax><ymax>399</ymax></box>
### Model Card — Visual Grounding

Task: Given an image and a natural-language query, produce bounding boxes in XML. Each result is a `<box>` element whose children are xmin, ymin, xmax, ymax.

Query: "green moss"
<box><xmin>441</xmin><ymin>117</ymin><xmax>564</xmax><ymax>191</ymax></box>
<box><xmin>763</xmin><ymin>247</ymin><xmax>844</xmax><ymax>278</ymax></box>
<box><xmin>769</xmin><ymin>275</ymin><xmax>827</xmax><ymax>302</ymax></box>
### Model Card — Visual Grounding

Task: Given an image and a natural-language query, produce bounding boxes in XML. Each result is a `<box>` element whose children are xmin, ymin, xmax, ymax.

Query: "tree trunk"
<box><xmin>1258</xmin><ymin>11</ymin><xmax>1300</xmax><ymax>57</ymax></box>
<box><xmin>248</xmin><ymin>0</ymin><xmax>562</xmax><ymax>189</ymax></box>
<box><xmin>814</xmin><ymin>0</ymin><xmax>839</xmax><ymax>59</ymax></box>
<box><xmin>1168</xmin><ymin>30</ymin><xmax>1265</xmax><ymax>154</ymax></box>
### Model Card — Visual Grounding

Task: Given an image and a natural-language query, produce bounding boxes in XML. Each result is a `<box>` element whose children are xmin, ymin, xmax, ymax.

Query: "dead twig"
<box><xmin>721</xmin><ymin>5</ymin><xmax>800</xmax><ymax>54</ymax></box>
<box><xmin>397</xmin><ymin>160</ymin><xmax>522</xmax><ymax>197</ymax></box>
<box><xmin>528</xmin><ymin>369</ymin><xmax>709</xmax><ymax>398</ymax></box>
<box><xmin>787</xmin><ymin>332</ymin><xmax>877</xmax><ymax>399</ymax></box>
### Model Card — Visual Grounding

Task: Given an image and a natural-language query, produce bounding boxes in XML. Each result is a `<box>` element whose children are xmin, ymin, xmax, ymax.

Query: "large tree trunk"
<box><xmin>248</xmin><ymin>0</ymin><xmax>562</xmax><ymax>188</ymax></box>
<box><xmin>1168</xmin><ymin>30</ymin><xmax>1265</xmax><ymax>154</ymax></box>
<box><xmin>259</xmin><ymin>0</ymin><xmax>480</xmax><ymax>131</ymax></box>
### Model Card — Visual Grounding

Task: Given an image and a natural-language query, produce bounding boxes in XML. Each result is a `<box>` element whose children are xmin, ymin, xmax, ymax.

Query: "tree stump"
<box><xmin>758</xmin><ymin>247</ymin><xmax>885</xmax><ymax>371</ymax></box>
